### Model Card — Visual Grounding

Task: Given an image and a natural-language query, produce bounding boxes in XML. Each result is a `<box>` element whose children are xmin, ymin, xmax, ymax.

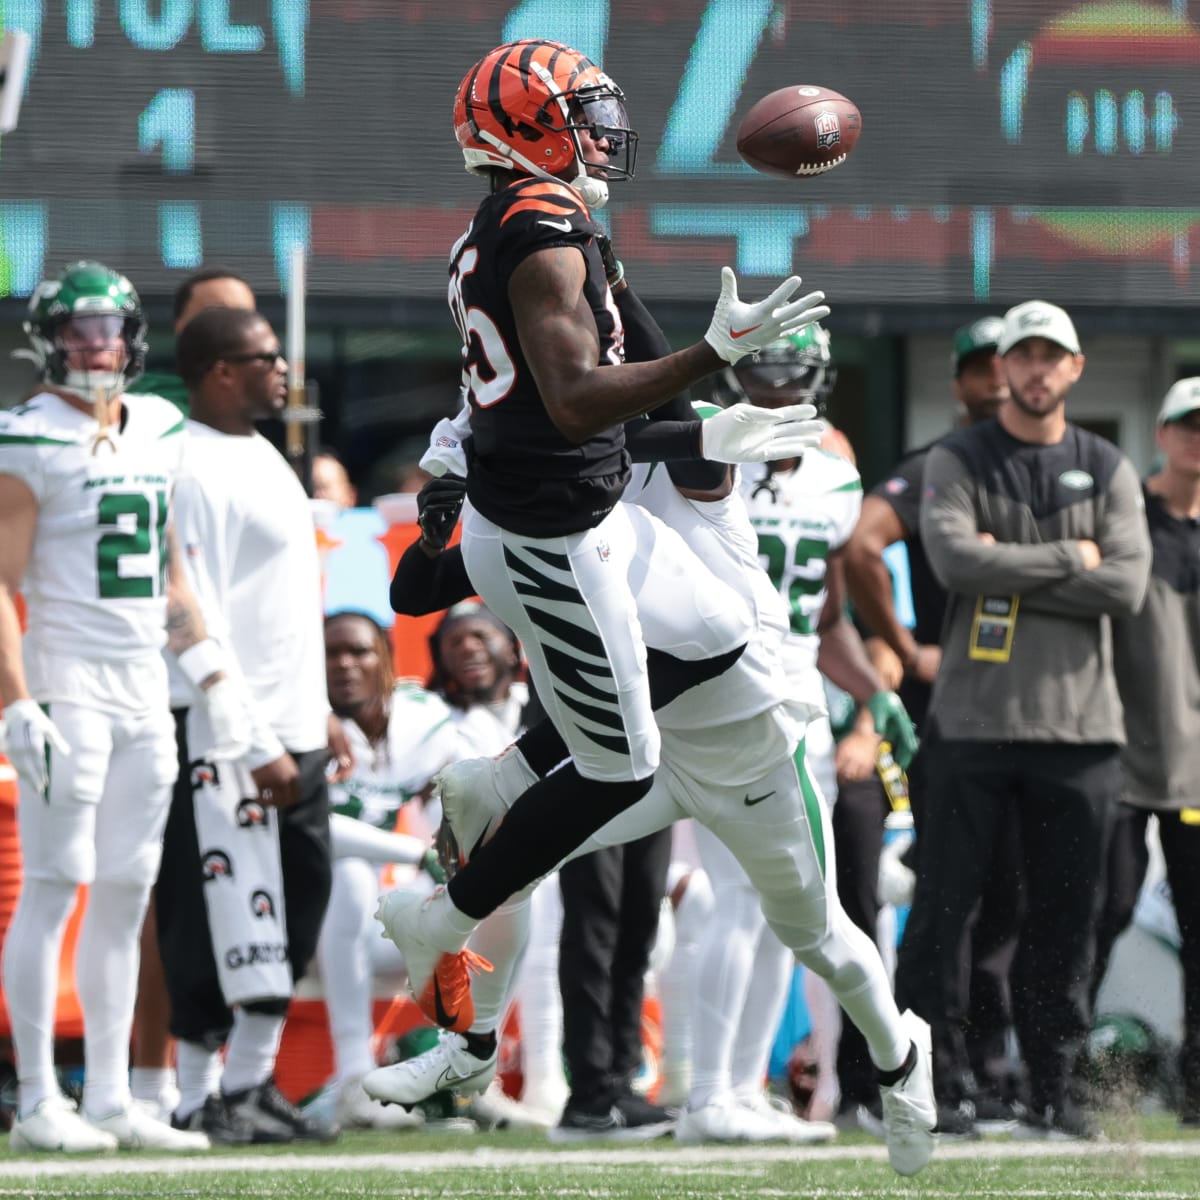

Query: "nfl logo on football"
<box><xmin>814</xmin><ymin>110</ymin><xmax>840</xmax><ymax>148</ymax></box>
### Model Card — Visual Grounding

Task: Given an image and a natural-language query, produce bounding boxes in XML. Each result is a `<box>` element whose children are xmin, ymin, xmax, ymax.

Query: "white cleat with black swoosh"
<box><xmin>363</xmin><ymin>1032</ymin><xmax>497</xmax><ymax>1109</ymax></box>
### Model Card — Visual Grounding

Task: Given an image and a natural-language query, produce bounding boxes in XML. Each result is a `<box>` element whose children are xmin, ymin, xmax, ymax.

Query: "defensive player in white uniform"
<box><xmin>371</xmin><ymin>403</ymin><xmax>938</xmax><ymax>1175</ymax></box>
<box><xmin>318</xmin><ymin>611</ymin><xmax>460</xmax><ymax>1130</ymax></box>
<box><xmin>0</xmin><ymin>262</ymin><xmax>237</xmax><ymax>1153</ymax></box>
<box><xmin>736</xmin><ymin>329</ymin><xmax>918</xmax><ymax>1123</ymax></box>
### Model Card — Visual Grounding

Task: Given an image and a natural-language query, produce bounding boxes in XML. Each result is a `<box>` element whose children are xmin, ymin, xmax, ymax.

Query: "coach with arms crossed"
<box><xmin>902</xmin><ymin>301</ymin><xmax>1150</xmax><ymax>1140</ymax></box>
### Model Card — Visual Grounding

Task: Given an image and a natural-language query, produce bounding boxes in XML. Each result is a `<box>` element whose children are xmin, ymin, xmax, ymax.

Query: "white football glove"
<box><xmin>201</xmin><ymin>677</ymin><xmax>252</xmax><ymax>761</ymax></box>
<box><xmin>700</xmin><ymin>402</ymin><xmax>825</xmax><ymax>464</ymax></box>
<box><xmin>704</xmin><ymin>267</ymin><xmax>830</xmax><ymax>365</ymax></box>
<box><xmin>0</xmin><ymin>699</ymin><xmax>70</xmax><ymax>793</ymax></box>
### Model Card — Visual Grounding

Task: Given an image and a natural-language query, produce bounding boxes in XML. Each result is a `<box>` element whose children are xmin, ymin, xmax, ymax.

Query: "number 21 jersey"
<box><xmin>0</xmin><ymin>390</ymin><xmax>184</xmax><ymax>660</ymax></box>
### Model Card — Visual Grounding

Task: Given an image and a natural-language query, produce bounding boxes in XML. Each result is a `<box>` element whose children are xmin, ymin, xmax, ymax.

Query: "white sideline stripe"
<box><xmin>1</xmin><ymin>1139</ymin><xmax>1200</xmax><ymax>1178</ymax></box>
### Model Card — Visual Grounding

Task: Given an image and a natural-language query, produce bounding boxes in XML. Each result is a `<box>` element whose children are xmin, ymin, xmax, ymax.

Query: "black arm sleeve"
<box><xmin>389</xmin><ymin>539</ymin><xmax>474</xmax><ymax>616</ymax></box>
<box><xmin>623</xmin><ymin>418</ymin><xmax>703</xmax><ymax>463</ymax></box>
<box><xmin>615</xmin><ymin>285</ymin><xmax>727</xmax><ymax>491</ymax></box>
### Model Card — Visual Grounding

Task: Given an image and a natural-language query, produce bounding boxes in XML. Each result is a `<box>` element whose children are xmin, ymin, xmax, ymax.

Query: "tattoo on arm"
<box><xmin>165</xmin><ymin>524</ymin><xmax>209</xmax><ymax>657</ymax></box>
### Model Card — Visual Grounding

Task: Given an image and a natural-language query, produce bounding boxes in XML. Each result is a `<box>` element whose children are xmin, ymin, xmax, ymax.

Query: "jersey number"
<box><xmin>448</xmin><ymin>246</ymin><xmax>516</xmax><ymax>409</ymax></box>
<box><xmin>756</xmin><ymin>533</ymin><xmax>830</xmax><ymax>636</ymax></box>
<box><xmin>97</xmin><ymin>491</ymin><xmax>168</xmax><ymax>599</ymax></box>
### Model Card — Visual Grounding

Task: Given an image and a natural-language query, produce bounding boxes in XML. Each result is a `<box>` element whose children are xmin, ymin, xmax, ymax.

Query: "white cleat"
<box><xmin>879</xmin><ymin>1009</ymin><xmax>937</xmax><ymax>1177</ymax></box>
<box><xmin>468</xmin><ymin>1079</ymin><xmax>555</xmax><ymax>1131</ymax></box>
<box><xmin>675</xmin><ymin>1094</ymin><xmax>788</xmax><ymax>1144</ymax></box>
<box><xmin>10</xmin><ymin>1096</ymin><xmax>118</xmax><ymax>1153</ymax></box>
<box><xmin>736</xmin><ymin>1091</ymin><xmax>838</xmax><ymax>1144</ymax></box>
<box><xmin>363</xmin><ymin>1031</ymin><xmax>497</xmax><ymax>1107</ymax></box>
<box><xmin>434</xmin><ymin>744</ymin><xmax>537</xmax><ymax>868</ymax></box>
<box><xmin>87</xmin><ymin>1103</ymin><xmax>211</xmax><ymax>1151</ymax></box>
<box><xmin>335</xmin><ymin>1076</ymin><xmax>425</xmax><ymax>1130</ymax></box>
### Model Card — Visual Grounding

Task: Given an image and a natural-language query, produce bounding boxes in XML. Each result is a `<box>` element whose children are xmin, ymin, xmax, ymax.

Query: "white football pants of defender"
<box><xmin>1</xmin><ymin>671</ymin><xmax>177</xmax><ymax>1121</ymax></box>
<box><xmin>577</xmin><ymin>730</ymin><xmax>910</xmax><ymax>1080</ymax></box>
<box><xmin>444</xmin><ymin>722</ymin><xmax>909</xmax><ymax>1090</ymax></box>
<box><xmin>461</xmin><ymin>501</ymin><xmax>753</xmax><ymax>783</ymax></box>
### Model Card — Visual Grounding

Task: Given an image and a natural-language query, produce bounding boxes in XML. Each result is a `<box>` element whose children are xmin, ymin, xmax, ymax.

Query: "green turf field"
<box><xmin>2</xmin><ymin>1117</ymin><xmax>1198</xmax><ymax>1200</ymax></box>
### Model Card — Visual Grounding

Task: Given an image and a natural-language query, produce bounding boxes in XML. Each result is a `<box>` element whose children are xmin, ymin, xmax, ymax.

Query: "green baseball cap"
<box><xmin>952</xmin><ymin>316</ymin><xmax>1005</xmax><ymax>374</ymax></box>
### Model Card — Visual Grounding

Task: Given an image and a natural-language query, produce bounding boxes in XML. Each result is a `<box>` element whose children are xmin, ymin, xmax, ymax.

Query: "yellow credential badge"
<box><xmin>968</xmin><ymin>594</ymin><xmax>1019</xmax><ymax>662</ymax></box>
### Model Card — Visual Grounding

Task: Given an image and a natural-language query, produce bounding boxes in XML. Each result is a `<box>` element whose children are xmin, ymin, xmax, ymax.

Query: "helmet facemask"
<box><xmin>731</xmin><ymin>326</ymin><xmax>837</xmax><ymax>411</ymax></box>
<box><xmin>21</xmin><ymin>263</ymin><xmax>148</xmax><ymax>402</ymax></box>
<box><xmin>455</xmin><ymin>41</ymin><xmax>638</xmax><ymax>211</ymax></box>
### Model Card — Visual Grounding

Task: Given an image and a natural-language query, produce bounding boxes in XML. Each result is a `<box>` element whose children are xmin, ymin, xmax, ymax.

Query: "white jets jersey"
<box><xmin>0</xmin><ymin>390</ymin><xmax>185</xmax><ymax>661</ymax></box>
<box><xmin>329</xmin><ymin>682</ymin><xmax>460</xmax><ymax>830</ymax></box>
<box><xmin>624</xmin><ymin>464</ymin><xmax>810</xmax><ymax>783</ymax></box>
<box><xmin>740</xmin><ymin>449</ymin><xmax>863</xmax><ymax>676</ymax></box>
<box><xmin>451</xmin><ymin>682</ymin><xmax>529</xmax><ymax>759</ymax></box>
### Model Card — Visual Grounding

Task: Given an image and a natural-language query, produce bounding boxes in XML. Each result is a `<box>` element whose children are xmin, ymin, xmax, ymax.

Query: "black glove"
<box><xmin>595</xmin><ymin>233</ymin><xmax>625</xmax><ymax>289</ymax></box>
<box><xmin>417</xmin><ymin>473</ymin><xmax>467</xmax><ymax>552</ymax></box>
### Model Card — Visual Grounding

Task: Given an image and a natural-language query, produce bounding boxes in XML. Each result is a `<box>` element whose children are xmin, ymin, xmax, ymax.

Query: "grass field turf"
<box><xmin>1</xmin><ymin>1117</ymin><xmax>1198</xmax><ymax>1199</ymax></box>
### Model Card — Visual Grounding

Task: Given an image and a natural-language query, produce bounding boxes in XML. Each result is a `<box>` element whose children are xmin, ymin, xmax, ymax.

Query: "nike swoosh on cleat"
<box><xmin>435</xmin><ymin>1061</ymin><xmax>489</xmax><ymax>1091</ymax></box>
<box><xmin>431</xmin><ymin>975</ymin><xmax>460</xmax><ymax>1031</ymax></box>
<box><xmin>743</xmin><ymin>791</ymin><xmax>775</xmax><ymax>807</ymax></box>
<box><xmin>730</xmin><ymin>324</ymin><xmax>762</xmax><ymax>339</ymax></box>
<box><xmin>539</xmin><ymin>218</ymin><xmax>572</xmax><ymax>232</ymax></box>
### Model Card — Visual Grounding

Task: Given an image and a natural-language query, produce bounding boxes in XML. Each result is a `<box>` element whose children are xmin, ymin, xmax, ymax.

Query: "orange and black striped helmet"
<box><xmin>454</xmin><ymin>40</ymin><xmax>637</xmax><ymax>207</ymax></box>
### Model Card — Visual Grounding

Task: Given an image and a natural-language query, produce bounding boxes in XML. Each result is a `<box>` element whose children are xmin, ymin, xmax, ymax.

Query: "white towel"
<box><xmin>187</xmin><ymin>705</ymin><xmax>292</xmax><ymax>1006</ymax></box>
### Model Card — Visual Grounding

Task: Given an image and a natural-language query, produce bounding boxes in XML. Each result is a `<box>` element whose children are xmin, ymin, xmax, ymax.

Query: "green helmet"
<box><xmin>23</xmin><ymin>260</ymin><xmax>148</xmax><ymax>397</ymax></box>
<box><xmin>732</xmin><ymin>323</ymin><xmax>836</xmax><ymax>407</ymax></box>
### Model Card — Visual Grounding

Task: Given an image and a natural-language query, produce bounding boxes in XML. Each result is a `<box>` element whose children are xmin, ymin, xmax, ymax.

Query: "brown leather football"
<box><xmin>736</xmin><ymin>86</ymin><xmax>862</xmax><ymax>179</ymax></box>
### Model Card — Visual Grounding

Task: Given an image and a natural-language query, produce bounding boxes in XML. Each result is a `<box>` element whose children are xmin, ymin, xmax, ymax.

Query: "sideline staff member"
<box><xmin>907</xmin><ymin>300</ymin><xmax>1151</xmax><ymax>1139</ymax></box>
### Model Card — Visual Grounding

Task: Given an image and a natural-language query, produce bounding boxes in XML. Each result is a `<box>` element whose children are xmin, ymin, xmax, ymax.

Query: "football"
<box><xmin>736</xmin><ymin>86</ymin><xmax>862</xmax><ymax>179</ymax></box>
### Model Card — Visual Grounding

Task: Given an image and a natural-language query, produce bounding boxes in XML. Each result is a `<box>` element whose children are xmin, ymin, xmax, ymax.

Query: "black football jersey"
<box><xmin>448</xmin><ymin>178</ymin><xmax>629</xmax><ymax>537</ymax></box>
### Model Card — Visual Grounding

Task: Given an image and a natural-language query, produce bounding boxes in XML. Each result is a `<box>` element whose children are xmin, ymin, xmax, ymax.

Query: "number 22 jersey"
<box><xmin>0</xmin><ymin>390</ymin><xmax>184</xmax><ymax>661</ymax></box>
<box><xmin>449</xmin><ymin>177</ymin><xmax>629</xmax><ymax>537</ymax></box>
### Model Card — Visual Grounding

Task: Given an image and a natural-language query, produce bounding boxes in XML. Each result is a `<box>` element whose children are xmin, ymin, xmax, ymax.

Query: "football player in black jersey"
<box><xmin>377</xmin><ymin>38</ymin><xmax>831</xmax><ymax>1038</ymax></box>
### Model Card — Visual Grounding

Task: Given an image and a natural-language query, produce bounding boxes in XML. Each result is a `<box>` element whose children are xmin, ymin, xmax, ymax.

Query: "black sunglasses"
<box><xmin>222</xmin><ymin>349</ymin><xmax>284</xmax><ymax>366</ymax></box>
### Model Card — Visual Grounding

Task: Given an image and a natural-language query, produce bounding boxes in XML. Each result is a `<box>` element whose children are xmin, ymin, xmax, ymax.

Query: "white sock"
<box><xmin>318</xmin><ymin>859</ymin><xmax>379</xmax><ymax>1084</ymax></box>
<box><xmin>465</xmin><ymin>895</ymin><xmax>531</xmax><ymax>1034</ymax></box>
<box><xmin>78</xmin><ymin>879</ymin><xmax>149</xmax><ymax>1118</ymax></box>
<box><xmin>1</xmin><ymin>878</ymin><xmax>78</xmax><ymax>1117</ymax></box>
<box><xmin>516</xmin><ymin>878</ymin><xmax>568</xmax><ymax>1106</ymax></box>
<box><xmin>130</xmin><ymin>1066</ymin><xmax>175</xmax><ymax>1104</ymax></box>
<box><xmin>221</xmin><ymin>1010</ymin><xmax>284</xmax><ymax>1096</ymax></box>
<box><xmin>657</xmin><ymin>868</ymin><xmax>713</xmax><ymax>1106</ymax></box>
<box><xmin>687</xmin><ymin>886</ymin><xmax>764</xmax><ymax>1109</ymax></box>
<box><xmin>730</xmin><ymin>925</ymin><xmax>794</xmax><ymax>1099</ymax></box>
<box><xmin>424</xmin><ymin>887</ymin><xmax>479</xmax><ymax>951</ymax></box>
<box><xmin>175</xmin><ymin>1040</ymin><xmax>223</xmax><ymax>1121</ymax></box>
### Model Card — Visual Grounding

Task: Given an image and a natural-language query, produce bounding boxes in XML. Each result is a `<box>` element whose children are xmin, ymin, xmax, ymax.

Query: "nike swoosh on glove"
<box><xmin>700</xmin><ymin>402</ymin><xmax>826</xmax><ymax>464</ymax></box>
<box><xmin>0</xmin><ymin>699</ymin><xmax>70</xmax><ymax>793</ymax></box>
<box><xmin>704</xmin><ymin>266</ymin><xmax>830</xmax><ymax>364</ymax></box>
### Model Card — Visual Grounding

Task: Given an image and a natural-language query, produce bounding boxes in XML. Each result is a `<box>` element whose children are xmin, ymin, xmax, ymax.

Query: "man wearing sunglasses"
<box><xmin>153</xmin><ymin>305</ymin><xmax>338</xmax><ymax>1144</ymax></box>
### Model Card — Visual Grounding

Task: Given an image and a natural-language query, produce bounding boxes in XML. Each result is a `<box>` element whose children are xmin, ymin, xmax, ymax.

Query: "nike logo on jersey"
<box><xmin>744</xmin><ymin>790</ymin><xmax>775</xmax><ymax>807</ymax></box>
<box><xmin>730</xmin><ymin>323</ymin><xmax>763</xmax><ymax>339</ymax></box>
<box><xmin>539</xmin><ymin>218</ymin><xmax>572</xmax><ymax>232</ymax></box>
